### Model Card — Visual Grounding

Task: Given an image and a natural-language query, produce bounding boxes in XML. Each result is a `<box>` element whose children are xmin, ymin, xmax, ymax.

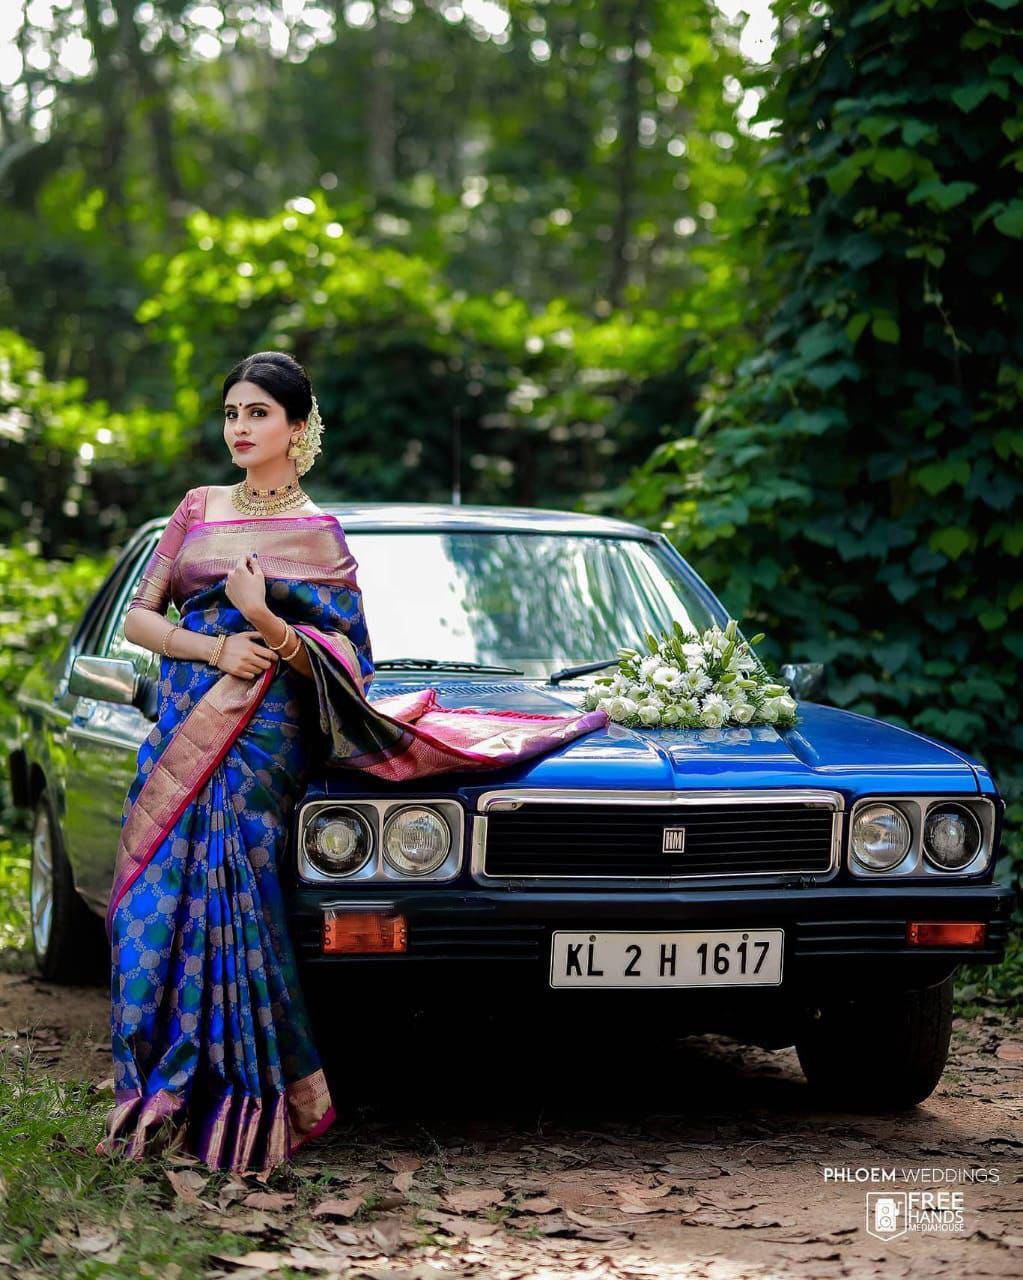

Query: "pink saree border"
<box><xmin>105</xmin><ymin>660</ymin><xmax>278</xmax><ymax>940</ymax></box>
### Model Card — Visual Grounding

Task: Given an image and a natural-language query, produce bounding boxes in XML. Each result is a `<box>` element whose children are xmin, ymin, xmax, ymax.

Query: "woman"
<box><xmin>97</xmin><ymin>351</ymin><xmax>608</xmax><ymax>1173</ymax></box>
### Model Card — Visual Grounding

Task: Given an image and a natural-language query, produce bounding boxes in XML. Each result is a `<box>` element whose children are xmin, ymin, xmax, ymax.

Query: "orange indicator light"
<box><xmin>906</xmin><ymin>921</ymin><xmax>986</xmax><ymax>947</ymax></box>
<box><xmin>323</xmin><ymin>911</ymin><xmax>407</xmax><ymax>954</ymax></box>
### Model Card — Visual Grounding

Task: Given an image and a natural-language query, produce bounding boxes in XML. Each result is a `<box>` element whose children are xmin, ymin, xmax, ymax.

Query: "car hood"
<box><xmin>311</xmin><ymin>679</ymin><xmax>982</xmax><ymax>800</ymax></box>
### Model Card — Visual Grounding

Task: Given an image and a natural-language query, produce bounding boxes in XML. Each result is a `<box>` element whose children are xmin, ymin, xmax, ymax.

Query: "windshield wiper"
<box><xmin>375</xmin><ymin>658</ymin><xmax>525</xmax><ymax>674</ymax></box>
<box><xmin>548</xmin><ymin>658</ymin><xmax>621</xmax><ymax>686</ymax></box>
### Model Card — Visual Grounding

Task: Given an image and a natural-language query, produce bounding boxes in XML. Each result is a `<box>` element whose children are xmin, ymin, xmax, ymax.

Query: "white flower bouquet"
<box><xmin>580</xmin><ymin>619</ymin><xmax>799</xmax><ymax>730</ymax></box>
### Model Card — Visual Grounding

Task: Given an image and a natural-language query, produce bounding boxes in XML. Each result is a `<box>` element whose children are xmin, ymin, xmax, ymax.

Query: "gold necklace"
<box><xmin>230</xmin><ymin>478</ymin><xmax>310</xmax><ymax>516</ymax></box>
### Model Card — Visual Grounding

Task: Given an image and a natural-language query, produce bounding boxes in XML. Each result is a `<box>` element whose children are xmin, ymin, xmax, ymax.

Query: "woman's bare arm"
<box><xmin>123</xmin><ymin>607</ymin><xmax>219</xmax><ymax>663</ymax></box>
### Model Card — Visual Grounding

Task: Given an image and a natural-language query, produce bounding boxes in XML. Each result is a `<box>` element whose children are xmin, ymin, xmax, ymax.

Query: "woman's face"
<box><xmin>224</xmin><ymin>380</ymin><xmax>304</xmax><ymax>468</ymax></box>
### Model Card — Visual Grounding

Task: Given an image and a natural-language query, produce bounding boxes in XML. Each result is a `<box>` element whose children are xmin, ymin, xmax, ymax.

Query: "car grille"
<box><xmin>479</xmin><ymin>798</ymin><xmax>839</xmax><ymax>880</ymax></box>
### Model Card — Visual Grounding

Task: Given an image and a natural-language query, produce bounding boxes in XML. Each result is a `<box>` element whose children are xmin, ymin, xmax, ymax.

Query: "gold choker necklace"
<box><xmin>230</xmin><ymin>479</ymin><xmax>309</xmax><ymax>516</ymax></box>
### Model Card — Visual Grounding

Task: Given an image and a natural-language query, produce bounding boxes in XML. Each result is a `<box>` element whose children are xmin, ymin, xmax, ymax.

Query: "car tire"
<box><xmin>29</xmin><ymin>786</ymin><xmax>109</xmax><ymax>984</ymax></box>
<box><xmin>794</xmin><ymin>975</ymin><xmax>954</xmax><ymax>1110</ymax></box>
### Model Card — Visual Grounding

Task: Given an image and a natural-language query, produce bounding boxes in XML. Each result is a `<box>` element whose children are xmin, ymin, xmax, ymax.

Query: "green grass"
<box><xmin>0</xmin><ymin>1042</ymin><xmax>296</xmax><ymax>1277</ymax></box>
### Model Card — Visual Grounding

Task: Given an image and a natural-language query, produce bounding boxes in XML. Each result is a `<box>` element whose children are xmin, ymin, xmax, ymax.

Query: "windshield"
<box><xmin>344</xmin><ymin>531</ymin><xmax>722</xmax><ymax>680</ymax></box>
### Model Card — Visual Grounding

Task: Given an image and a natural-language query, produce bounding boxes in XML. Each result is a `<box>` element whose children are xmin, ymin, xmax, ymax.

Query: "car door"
<box><xmin>62</xmin><ymin>532</ymin><xmax>169</xmax><ymax>910</ymax></box>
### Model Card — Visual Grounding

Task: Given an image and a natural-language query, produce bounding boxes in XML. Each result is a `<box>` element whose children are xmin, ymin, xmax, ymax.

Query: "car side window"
<box><xmin>73</xmin><ymin>543</ymin><xmax>149</xmax><ymax>658</ymax></box>
<box><xmin>104</xmin><ymin>535</ymin><xmax>181</xmax><ymax>678</ymax></box>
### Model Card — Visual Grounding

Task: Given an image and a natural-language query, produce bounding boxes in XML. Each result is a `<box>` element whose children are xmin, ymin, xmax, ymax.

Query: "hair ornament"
<box><xmin>288</xmin><ymin>393</ymin><xmax>323</xmax><ymax>476</ymax></box>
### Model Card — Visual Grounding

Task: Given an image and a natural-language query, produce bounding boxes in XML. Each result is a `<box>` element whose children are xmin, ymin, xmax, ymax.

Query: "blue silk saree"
<box><xmin>98</xmin><ymin>486</ymin><xmax>607</xmax><ymax>1172</ymax></box>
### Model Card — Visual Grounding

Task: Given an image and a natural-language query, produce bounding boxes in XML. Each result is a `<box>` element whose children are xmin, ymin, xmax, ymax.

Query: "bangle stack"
<box><xmin>265</xmin><ymin>616</ymin><xmax>303</xmax><ymax>663</ymax></box>
<box><xmin>162</xmin><ymin>624</ymin><xmax>179</xmax><ymax>658</ymax></box>
<box><xmin>208</xmin><ymin>633</ymin><xmax>227</xmax><ymax>668</ymax></box>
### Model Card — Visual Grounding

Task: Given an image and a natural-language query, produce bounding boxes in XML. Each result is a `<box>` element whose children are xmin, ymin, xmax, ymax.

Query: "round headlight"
<box><xmin>851</xmin><ymin>803</ymin><xmax>911</xmax><ymax>871</ymax></box>
<box><xmin>923</xmin><ymin>803</ymin><xmax>982</xmax><ymax>870</ymax></box>
<box><xmin>382</xmin><ymin>806</ymin><xmax>451</xmax><ymax>876</ymax></box>
<box><xmin>305</xmin><ymin>809</ymin><xmax>372</xmax><ymax>876</ymax></box>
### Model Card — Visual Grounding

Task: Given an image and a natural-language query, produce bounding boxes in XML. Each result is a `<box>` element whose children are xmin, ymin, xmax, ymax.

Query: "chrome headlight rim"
<box><xmin>922</xmin><ymin>801</ymin><xmax>983</xmax><ymax>872</ymax></box>
<box><xmin>850</xmin><ymin>801</ymin><xmax>913</xmax><ymax>873</ymax></box>
<box><xmin>304</xmin><ymin>807</ymin><xmax>374</xmax><ymax>878</ymax></box>
<box><xmin>382</xmin><ymin>803</ymin><xmax>452</xmax><ymax>877</ymax></box>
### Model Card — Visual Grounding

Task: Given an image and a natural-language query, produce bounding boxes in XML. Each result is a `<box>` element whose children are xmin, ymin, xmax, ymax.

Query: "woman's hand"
<box><xmin>215</xmin><ymin>631</ymin><xmax>278</xmax><ymax>679</ymax></box>
<box><xmin>225</xmin><ymin>552</ymin><xmax>268</xmax><ymax>621</ymax></box>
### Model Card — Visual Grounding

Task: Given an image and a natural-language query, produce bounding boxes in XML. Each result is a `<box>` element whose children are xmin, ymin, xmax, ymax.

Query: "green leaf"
<box><xmin>951</xmin><ymin>80</ymin><xmax>1007</xmax><ymax>112</ymax></box>
<box><xmin>871</xmin><ymin>148</ymin><xmax>915</xmax><ymax>181</ymax></box>
<box><xmin>978</xmin><ymin>608</ymin><xmax>1009</xmax><ymax>631</ymax></box>
<box><xmin>929</xmin><ymin>527</ymin><xmax>975</xmax><ymax>560</ymax></box>
<box><xmin>993</xmin><ymin>200</ymin><xmax>1023</xmax><ymax>237</ymax></box>
<box><xmin>871</xmin><ymin>312</ymin><xmax>900</xmax><ymax>343</ymax></box>
<box><xmin>846</xmin><ymin>312</ymin><xmax>870</xmax><ymax>343</ymax></box>
<box><xmin>906</xmin><ymin>178</ymin><xmax>978</xmax><ymax>209</ymax></box>
<box><xmin>912</xmin><ymin>459</ymin><xmax>971</xmax><ymax>495</ymax></box>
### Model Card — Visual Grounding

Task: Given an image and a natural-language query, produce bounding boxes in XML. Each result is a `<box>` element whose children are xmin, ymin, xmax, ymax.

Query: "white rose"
<box><xmin>608</xmin><ymin>696</ymin><xmax>637</xmax><ymax>721</ymax></box>
<box><xmin>700</xmin><ymin>692</ymin><xmax>731</xmax><ymax>728</ymax></box>
<box><xmin>660</xmin><ymin>705</ymin><xmax>680</xmax><ymax>725</ymax></box>
<box><xmin>731</xmin><ymin>700</ymin><xmax>755</xmax><ymax>724</ymax></box>
<box><xmin>759</xmin><ymin>697</ymin><xmax>780</xmax><ymax>723</ymax></box>
<box><xmin>638</xmin><ymin>704</ymin><xmax>662</xmax><ymax>726</ymax></box>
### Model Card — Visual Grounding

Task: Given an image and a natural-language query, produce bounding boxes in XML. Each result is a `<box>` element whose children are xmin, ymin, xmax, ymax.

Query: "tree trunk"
<box><xmin>608</xmin><ymin>1</ymin><xmax>646</xmax><ymax>309</ymax></box>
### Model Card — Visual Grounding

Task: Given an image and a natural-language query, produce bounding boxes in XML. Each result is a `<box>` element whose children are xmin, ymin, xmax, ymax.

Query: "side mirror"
<box><xmin>68</xmin><ymin>654</ymin><xmax>160</xmax><ymax>720</ymax></box>
<box><xmin>69</xmin><ymin>655</ymin><xmax>138</xmax><ymax>704</ymax></box>
<box><xmin>779</xmin><ymin>661</ymin><xmax>826</xmax><ymax>702</ymax></box>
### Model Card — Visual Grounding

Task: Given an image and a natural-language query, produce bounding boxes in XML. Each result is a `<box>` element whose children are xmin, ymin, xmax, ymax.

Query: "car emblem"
<box><xmin>662</xmin><ymin>826</ymin><xmax>686</xmax><ymax>852</ymax></box>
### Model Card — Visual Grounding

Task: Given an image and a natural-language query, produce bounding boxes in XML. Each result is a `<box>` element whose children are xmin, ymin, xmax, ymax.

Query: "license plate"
<box><xmin>549</xmin><ymin>929</ymin><xmax>784</xmax><ymax>989</ymax></box>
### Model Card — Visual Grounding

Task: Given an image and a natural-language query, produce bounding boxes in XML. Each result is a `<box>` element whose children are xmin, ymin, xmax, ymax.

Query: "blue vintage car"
<box><xmin>8</xmin><ymin>503</ymin><xmax>1014</xmax><ymax>1108</ymax></box>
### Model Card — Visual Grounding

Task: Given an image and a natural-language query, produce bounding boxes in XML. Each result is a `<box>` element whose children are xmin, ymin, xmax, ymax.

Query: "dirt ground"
<box><xmin>1</xmin><ymin>968</ymin><xmax>1020</xmax><ymax>1279</ymax></box>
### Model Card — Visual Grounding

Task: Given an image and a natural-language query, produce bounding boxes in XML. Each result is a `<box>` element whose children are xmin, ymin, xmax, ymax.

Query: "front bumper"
<box><xmin>290</xmin><ymin>882</ymin><xmax>1015</xmax><ymax>996</ymax></box>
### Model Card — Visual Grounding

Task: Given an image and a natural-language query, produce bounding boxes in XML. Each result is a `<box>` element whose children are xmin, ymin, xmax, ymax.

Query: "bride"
<box><xmin>96</xmin><ymin>350</ymin><xmax>607</xmax><ymax>1172</ymax></box>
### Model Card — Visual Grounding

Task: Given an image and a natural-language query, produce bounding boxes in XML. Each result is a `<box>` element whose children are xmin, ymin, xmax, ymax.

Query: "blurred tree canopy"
<box><xmin>0</xmin><ymin>0</ymin><xmax>761</xmax><ymax>548</ymax></box>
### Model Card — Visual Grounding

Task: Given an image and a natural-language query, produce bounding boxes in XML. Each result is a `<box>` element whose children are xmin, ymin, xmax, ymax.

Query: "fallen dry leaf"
<box><xmin>165</xmin><ymin>1169</ymin><xmax>208</xmax><ymax>1204</ymax></box>
<box><xmin>242</xmin><ymin>1191</ymin><xmax>296</xmax><ymax>1211</ymax></box>
<box><xmin>442</xmin><ymin>1187</ymin><xmax>505</xmax><ymax>1213</ymax></box>
<box><xmin>513</xmin><ymin>1197</ymin><xmax>559</xmax><ymax>1214</ymax></box>
<box><xmin>311</xmin><ymin>1196</ymin><xmax>367</xmax><ymax>1218</ymax></box>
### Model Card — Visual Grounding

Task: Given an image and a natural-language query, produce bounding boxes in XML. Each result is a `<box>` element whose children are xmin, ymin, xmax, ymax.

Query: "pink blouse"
<box><xmin>125</xmin><ymin>486</ymin><xmax>348</xmax><ymax>615</ymax></box>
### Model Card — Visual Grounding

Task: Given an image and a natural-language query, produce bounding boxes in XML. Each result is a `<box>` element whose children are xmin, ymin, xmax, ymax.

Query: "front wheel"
<box><xmin>795</xmin><ymin>975</ymin><xmax>954</xmax><ymax>1110</ymax></box>
<box><xmin>29</xmin><ymin>787</ymin><xmax>108</xmax><ymax>984</ymax></box>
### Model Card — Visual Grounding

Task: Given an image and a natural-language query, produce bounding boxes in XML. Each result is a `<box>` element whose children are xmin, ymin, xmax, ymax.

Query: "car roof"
<box><xmin>322</xmin><ymin>503</ymin><xmax>658</xmax><ymax>539</ymax></box>
<box><xmin>137</xmin><ymin>501</ymin><xmax>661</xmax><ymax>540</ymax></box>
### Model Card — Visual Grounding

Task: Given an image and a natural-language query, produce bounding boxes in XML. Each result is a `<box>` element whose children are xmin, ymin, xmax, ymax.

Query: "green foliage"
<box><xmin>625</xmin><ymin>0</ymin><xmax>1023</xmax><ymax>949</ymax></box>
<box><xmin>135</xmin><ymin>194</ymin><xmax>701</xmax><ymax>508</ymax></box>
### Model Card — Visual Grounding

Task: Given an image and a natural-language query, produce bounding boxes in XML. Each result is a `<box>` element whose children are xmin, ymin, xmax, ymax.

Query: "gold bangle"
<box><xmin>279</xmin><ymin>630</ymin><xmax>303</xmax><ymax>662</ymax></box>
<box><xmin>264</xmin><ymin>615</ymin><xmax>294</xmax><ymax>651</ymax></box>
<box><xmin>208</xmin><ymin>633</ymin><xmax>227</xmax><ymax>668</ymax></box>
<box><xmin>162</xmin><ymin>624</ymin><xmax>178</xmax><ymax>657</ymax></box>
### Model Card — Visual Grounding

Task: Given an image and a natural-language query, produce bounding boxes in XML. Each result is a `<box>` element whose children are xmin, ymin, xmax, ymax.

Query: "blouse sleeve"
<box><xmin>125</xmin><ymin>488</ymin><xmax>196</xmax><ymax>615</ymax></box>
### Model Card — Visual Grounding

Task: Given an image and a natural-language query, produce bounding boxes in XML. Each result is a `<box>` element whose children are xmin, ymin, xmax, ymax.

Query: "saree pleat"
<box><xmin>99</xmin><ymin>488</ymin><xmax>605</xmax><ymax>1173</ymax></box>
